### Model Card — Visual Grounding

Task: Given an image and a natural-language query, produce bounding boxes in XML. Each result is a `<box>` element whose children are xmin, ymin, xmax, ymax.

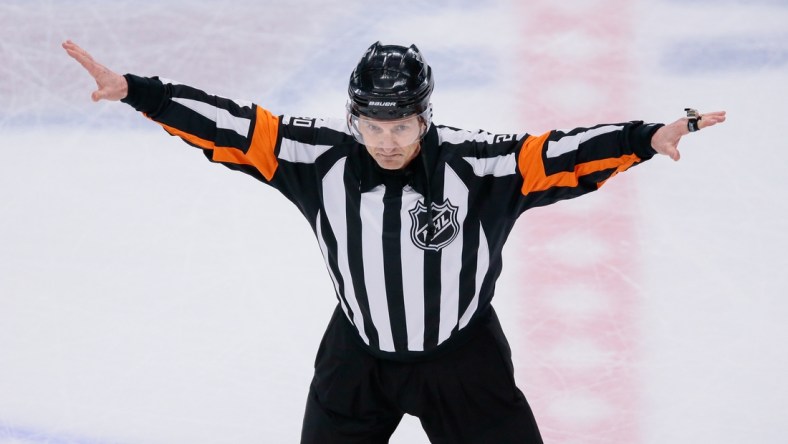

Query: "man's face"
<box><xmin>356</xmin><ymin>115</ymin><xmax>424</xmax><ymax>170</ymax></box>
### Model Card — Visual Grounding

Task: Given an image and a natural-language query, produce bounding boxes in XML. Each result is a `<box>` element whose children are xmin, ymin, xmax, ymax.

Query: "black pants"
<box><xmin>300</xmin><ymin>306</ymin><xmax>543</xmax><ymax>444</ymax></box>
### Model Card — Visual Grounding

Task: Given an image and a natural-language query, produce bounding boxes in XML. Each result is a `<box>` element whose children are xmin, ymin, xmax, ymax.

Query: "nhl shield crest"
<box><xmin>409</xmin><ymin>199</ymin><xmax>460</xmax><ymax>251</ymax></box>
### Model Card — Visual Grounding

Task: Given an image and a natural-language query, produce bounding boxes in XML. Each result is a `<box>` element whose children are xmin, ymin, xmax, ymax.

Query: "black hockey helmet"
<box><xmin>347</xmin><ymin>42</ymin><xmax>434</xmax><ymax>120</ymax></box>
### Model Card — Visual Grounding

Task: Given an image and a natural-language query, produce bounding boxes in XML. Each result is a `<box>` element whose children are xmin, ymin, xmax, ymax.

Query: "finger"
<box><xmin>63</xmin><ymin>46</ymin><xmax>96</xmax><ymax>70</ymax></box>
<box><xmin>701</xmin><ymin>111</ymin><xmax>726</xmax><ymax>121</ymax></box>
<box><xmin>63</xmin><ymin>41</ymin><xmax>106</xmax><ymax>78</ymax></box>
<box><xmin>698</xmin><ymin>111</ymin><xmax>726</xmax><ymax>129</ymax></box>
<box><xmin>699</xmin><ymin>111</ymin><xmax>727</xmax><ymax>129</ymax></box>
<box><xmin>62</xmin><ymin>40</ymin><xmax>92</xmax><ymax>62</ymax></box>
<box><xmin>703</xmin><ymin>110</ymin><xmax>726</xmax><ymax>117</ymax></box>
<box><xmin>62</xmin><ymin>40</ymin><xmax>94</xmax><ymax>61</ymax></box>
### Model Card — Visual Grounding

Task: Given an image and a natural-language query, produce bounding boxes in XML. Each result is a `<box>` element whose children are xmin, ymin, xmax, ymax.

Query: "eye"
<box><xmin>363</xmin><ymin>122</ymin><xmax>383</xmax><ymax>133</ymax></box>
<box><xmin>392</xmin><ymin>124</ymin><xmax>410</xmax><ymax>133</ymax></box>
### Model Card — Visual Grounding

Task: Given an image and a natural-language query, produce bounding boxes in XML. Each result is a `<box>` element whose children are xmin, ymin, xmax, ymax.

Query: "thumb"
<box><xmin>667</xmin><ymin>146</ymin><xmax>681</xmax><ymax>161</ymax></box>
<box><xmin>91</xmin><ymin>89</ymin><xmax>108</xmax><ymax>102</ymax></box>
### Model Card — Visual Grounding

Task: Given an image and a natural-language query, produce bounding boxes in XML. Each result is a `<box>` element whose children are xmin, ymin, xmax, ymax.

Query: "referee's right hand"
<box><xmin>62</xmin><ymin>40</ymin><xmax>128</xmax><ymax>102</ymax></box>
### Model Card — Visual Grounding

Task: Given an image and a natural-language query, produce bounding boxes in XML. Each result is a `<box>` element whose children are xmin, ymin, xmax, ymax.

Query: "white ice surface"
<box><xmin>1</xmin><ymin>1</ymin><xmax>787</xmax><ymax>443</ymax></box>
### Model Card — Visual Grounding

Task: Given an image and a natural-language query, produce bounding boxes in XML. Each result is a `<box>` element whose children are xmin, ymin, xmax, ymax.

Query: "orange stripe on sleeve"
<box><xmin>518</xmin><ymin>132</ymin><xmax>641</xmax><ymax>196</ymax></box>
<box><xmin>159</xmin><ymin>122</ymin><xmax>221</xmax><ymax>150</ymax></box>
<box><xmin>158</xmin><ymin>106</ymin><xmax>280</xmax><ymax>181</ymax></box>
<box><xmin>244</xmin><ymin>106</ymin><xmax>280</xmax><ymax>181</ymax></box>
<box><xmin>592</xmin><ymin>154</ymin><xmax>640</xmax><ymax>188</ymax></box>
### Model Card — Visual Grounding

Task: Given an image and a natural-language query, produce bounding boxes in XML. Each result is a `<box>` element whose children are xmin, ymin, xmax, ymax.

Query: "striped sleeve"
<box><xmin>123</xmin><ymin>74</ymin><xmax>280</xmax><ymax>182</ymax></box>
<box><xmin>516</xmin><ymin>121</ymin><xmax>662</xmax><ymax>210</ymax></box>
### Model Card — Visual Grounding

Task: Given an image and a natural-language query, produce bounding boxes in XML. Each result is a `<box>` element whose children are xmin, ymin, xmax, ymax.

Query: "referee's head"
<box><xmin>346</xmin><ymin>42</ymin><xmax>434</xmax><ymax>170</ymax></box>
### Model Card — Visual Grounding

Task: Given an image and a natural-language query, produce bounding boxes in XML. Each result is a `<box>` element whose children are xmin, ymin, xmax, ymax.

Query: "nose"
<box><xmin>372</xmin><ymin>131</ymin><xmax>399</xmax><ymax>150</ymax></box>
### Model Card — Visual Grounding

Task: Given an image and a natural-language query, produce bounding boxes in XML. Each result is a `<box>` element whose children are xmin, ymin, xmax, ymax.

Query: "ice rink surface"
<box><xmin>1</xmin><ymin>0</ymin><xmax>787</xmax><ymax>443</ymax></box>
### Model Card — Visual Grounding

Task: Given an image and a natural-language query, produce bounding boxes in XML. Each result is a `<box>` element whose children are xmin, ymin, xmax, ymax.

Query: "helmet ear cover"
<box><xmin>347</xmin><ymin>42</ymin><xmax>435</xmax><ymax>121</ymax></box>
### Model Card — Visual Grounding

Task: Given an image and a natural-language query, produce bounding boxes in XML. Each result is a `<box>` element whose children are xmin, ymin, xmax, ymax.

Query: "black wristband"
<box><xmin>685</xmin><ymin>107</ymin><xmax>701</xmax><ymax>132</ymax></box>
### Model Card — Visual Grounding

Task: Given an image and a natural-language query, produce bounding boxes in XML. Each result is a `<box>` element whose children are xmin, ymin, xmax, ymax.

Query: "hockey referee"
<box><xmin>63</xmin><ymin>40</ymin><xmax>726</xmax><ymax>443</ymax></box>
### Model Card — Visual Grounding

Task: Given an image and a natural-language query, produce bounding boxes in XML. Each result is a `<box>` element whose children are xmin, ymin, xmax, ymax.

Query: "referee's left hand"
<box><xmin>651</xmin><ymin>110</ymin><xmax>727</xmax><ymax>161</ymax></box>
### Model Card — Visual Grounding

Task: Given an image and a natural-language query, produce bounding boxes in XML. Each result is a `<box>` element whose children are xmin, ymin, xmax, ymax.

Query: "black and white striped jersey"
<box><xmin>122</xmin><ymin>74</ymin><xmax>662</xmax><ymax>359</ymax></box>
